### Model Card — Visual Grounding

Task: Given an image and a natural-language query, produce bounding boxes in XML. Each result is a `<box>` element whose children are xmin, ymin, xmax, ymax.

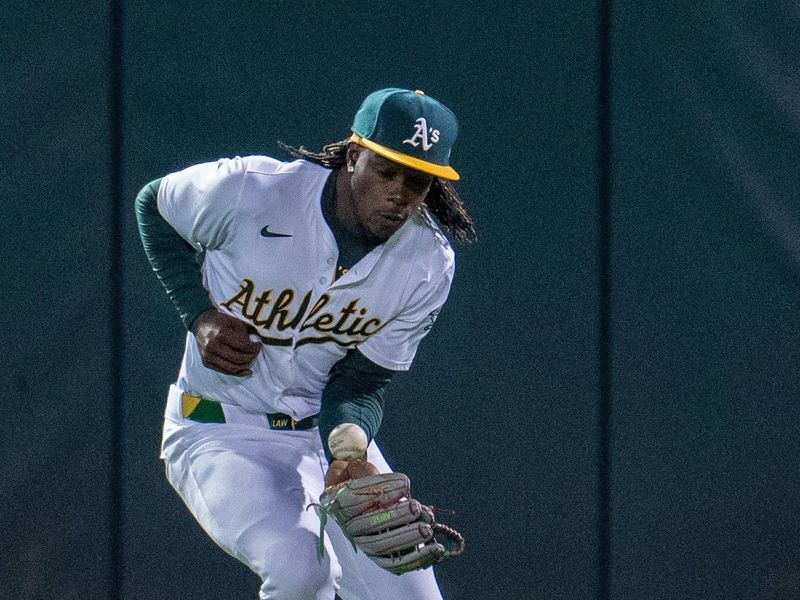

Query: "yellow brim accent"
<box><xmin>349</xmin><ymin>134</ymin><xmax>460</xmax><ymax>181</ymax></box>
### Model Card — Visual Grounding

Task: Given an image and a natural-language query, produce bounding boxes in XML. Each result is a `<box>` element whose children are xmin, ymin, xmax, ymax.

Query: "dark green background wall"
<box><xmin>2</xmin><ymin>2</ymin><xmax>798</xmax><ymax>599</ymax></box>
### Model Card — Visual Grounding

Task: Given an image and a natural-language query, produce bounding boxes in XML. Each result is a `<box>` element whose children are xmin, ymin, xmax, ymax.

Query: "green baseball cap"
<box><xmin>350</xmin><ymin>88</ymin><xmax>460</xmax><ymax>181</ymax></box>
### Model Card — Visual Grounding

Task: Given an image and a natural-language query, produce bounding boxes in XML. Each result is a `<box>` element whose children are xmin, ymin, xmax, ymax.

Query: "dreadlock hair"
<box><xmin>278</xmin><ymin>139</ymin><xmax>477</xmax><ymax>243</ymax></box>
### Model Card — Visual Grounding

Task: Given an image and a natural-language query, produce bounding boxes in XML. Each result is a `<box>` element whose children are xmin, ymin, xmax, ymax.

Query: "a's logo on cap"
<box><xmin>402</xmin><ymin>117</ymin><xmax>440</xmax><ymax>152</ymax></box>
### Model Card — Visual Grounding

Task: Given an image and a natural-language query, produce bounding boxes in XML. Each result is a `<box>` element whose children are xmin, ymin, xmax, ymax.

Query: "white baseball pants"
<box><xmin>160</xmin><ymin>385</ymin><xmax>444</xmax><ymax>600</ymax></box>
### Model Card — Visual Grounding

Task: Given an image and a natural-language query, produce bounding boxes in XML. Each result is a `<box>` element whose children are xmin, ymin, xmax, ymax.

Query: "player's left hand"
<box><xmin>325</xmin><ymin>459</ymin><xmax>379</xmax><ymax>488</ymax></box>
<box><xmin>318</xmin><ymin>472</ymin><xmax>465</xmax><ymax>575</ymax></box>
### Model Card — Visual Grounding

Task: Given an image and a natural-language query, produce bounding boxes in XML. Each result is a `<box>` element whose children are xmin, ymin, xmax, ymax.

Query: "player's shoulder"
<box><xmin>166</xmin><ymin>155</ymin><xmax>324</xmax><ymax>178</ymax></box>
<box><xmin>396</xmin><ymin>208</ymin><xmax>455</xmax><ymax>274</ymax></box>
<box><xmin>411</xmin><ymin>208</ymin><xmax>454</xmax><ymax>258</ymax></box>
<box><xmin>243</xmin><ymin>156</ymin><xmax>328</xmax><ymax>178</ymax></box>
<box><xmin>239</xmin><ymin>157</ymin><xmax>330</xmax><ymax>209</ymax></box>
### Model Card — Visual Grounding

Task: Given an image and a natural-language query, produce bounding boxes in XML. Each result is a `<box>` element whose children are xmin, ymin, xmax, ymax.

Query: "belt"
<box><xmin>180</xmin><ymin>392</ymin><xmax>319</xmax><ymax>431</ymax></box>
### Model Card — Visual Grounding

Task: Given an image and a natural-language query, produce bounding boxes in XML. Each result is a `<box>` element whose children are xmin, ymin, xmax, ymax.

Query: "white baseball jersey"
<box><xmin>157</xmin><ymin>156</ymin><xmax>454</xmax><ymax>419</ymax></box>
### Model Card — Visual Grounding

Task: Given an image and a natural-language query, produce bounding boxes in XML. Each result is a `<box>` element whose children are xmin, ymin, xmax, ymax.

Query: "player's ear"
<box><xmin>345</xmin><ymin>143</ymin><xmax>361</xmax><ymax>171</ymax></box>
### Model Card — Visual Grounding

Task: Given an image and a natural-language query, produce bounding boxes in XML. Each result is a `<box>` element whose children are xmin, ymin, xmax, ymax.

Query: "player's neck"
<box><xmin>333</xmin><ymin>168</ymin><xmax>370</xmax><ymax>241</ymax></box>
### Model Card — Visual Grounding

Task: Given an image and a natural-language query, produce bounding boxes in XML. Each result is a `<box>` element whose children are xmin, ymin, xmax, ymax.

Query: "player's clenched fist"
<box><xmin>191</xmin><ymin>309</ymin><xmax>262</xmax><ymax>376</ymax></box>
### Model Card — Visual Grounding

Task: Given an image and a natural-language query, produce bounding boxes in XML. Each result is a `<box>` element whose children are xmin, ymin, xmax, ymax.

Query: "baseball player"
<box><xmin>135</xmin><ymin>88</ymin><xmax>475</xmax><ymax>599</ymax></box>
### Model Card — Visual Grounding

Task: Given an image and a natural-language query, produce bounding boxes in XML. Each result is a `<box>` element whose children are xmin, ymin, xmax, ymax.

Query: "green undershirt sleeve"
<box><xmin>319</xmin><ymin>350</ymin><xmax>395</xmax><ymax>463</ymax></box>
<box><xmin>134</xmin><ymin>178</ymin><xmax>214</xmax><ymax>330</ymax></box>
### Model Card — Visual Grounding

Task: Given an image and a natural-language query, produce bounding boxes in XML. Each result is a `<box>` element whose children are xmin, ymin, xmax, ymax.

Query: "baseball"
<box><xmin>328</xmin><ymin>423</ymin><xmax>368</xmax><ymax>461</ymax></box>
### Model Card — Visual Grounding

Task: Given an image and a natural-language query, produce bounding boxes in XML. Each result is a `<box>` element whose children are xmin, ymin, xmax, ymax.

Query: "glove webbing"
<box><xmin>432</xmin><ymin>522</ymin><xmax>465</xmax><ymax>558</ymax></box>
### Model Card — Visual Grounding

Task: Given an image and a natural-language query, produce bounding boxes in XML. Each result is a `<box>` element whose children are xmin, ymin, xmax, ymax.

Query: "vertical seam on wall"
<box><xmin>597</xmin><ymin>1</ymin><xmax>613</xmax><ymax>599</ymax></box>
<box><xmin>110</xmin><ymin>0</ymin><xmax>124</xmax><ymax>598</ymax></box>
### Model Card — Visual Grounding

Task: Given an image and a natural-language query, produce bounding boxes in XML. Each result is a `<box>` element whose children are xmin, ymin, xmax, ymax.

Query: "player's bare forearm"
<box><xmin>191</xmin><ymin>309</ymin><xmax>262</xmax><ymax>376</ymax></box>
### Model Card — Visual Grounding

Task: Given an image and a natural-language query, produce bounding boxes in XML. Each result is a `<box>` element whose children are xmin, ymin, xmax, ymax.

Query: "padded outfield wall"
<box><xmin>2</xmin><ymin>2</ymin><xmax>798</xmax><ymax>599</ymax></box>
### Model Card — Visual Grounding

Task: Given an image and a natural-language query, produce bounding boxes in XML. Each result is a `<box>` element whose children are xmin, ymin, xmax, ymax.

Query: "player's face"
<box><xmin>348</xmin><ymin>147</ymin><xmax>433</xmax><ymax>242</ymax></box>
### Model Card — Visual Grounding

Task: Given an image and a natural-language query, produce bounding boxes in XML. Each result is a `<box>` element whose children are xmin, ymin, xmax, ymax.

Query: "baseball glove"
<box><xmin>317</xmin><ymin>472</ymin><xmax>464</xmax><ymax>575</ymax></box>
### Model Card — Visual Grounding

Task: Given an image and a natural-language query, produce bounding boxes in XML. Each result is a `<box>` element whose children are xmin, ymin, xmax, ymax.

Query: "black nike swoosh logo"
<box><xmin>260</xmin><ymin>225</ymin><xmax>292</xmax><ymax>238</ymax></box>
